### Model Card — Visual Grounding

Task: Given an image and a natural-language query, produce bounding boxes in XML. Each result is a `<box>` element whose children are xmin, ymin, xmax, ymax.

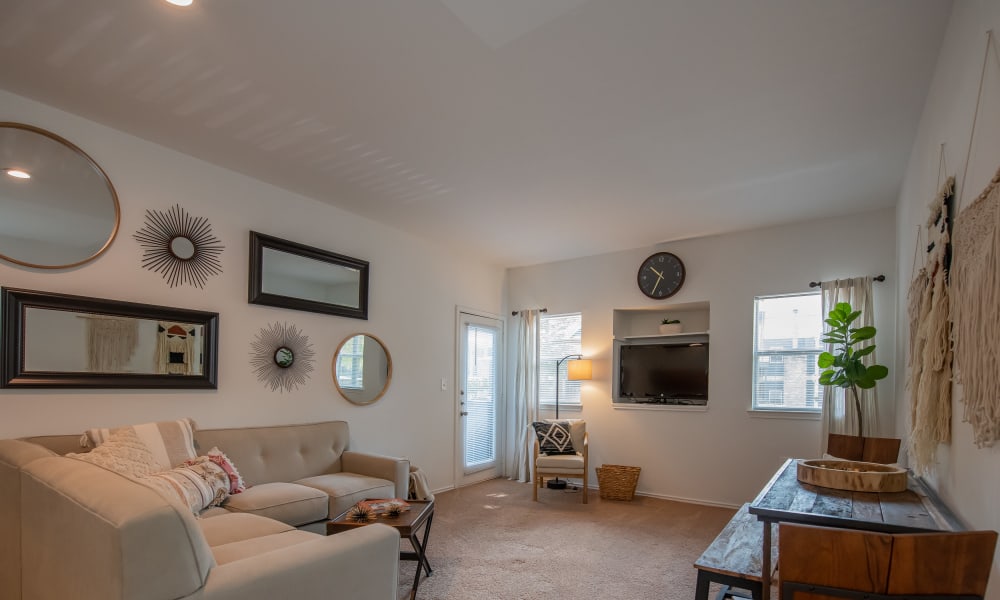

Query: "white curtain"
<box><xmin>820</xmin><ymin>277</ymin><xmax>879</xmax><ymax>450</ymax></box>
<box><xmin>506</xmin><ymin>310</ymin><xmax>540</xmax><ymax>482</ymax></box>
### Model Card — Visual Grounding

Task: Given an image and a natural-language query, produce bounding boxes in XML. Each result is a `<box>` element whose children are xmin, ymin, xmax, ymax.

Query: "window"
<box><xmin>336</xmin><ymin>335</ymin><xmax>365</xmax><ymax>390</ymax></box>
<box><xmin>539</xmin><ymin>313</ymin><xmax>582</xmax><ymax>407</ymax></box>
<box><xmin>752</xmin><ymin>292</ymin><xmax>823</xmax><ymax>411</ymax></box>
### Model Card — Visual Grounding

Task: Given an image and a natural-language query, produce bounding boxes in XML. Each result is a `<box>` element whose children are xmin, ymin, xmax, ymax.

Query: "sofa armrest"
<box><xmin>342</xmin><ymin>451</ymin><xmax>410</xmax><ymax>499</ymax></box>
<box><xmin>202</xmin><ymin>524</ymin><xmax>399</xmax><ymax>600</ymax></box>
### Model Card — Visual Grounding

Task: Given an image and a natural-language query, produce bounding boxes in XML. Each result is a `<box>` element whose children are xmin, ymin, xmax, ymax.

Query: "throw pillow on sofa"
<box><xmin>205</xmin><ymin>446</ymin><xmax>246</xmax><ymax>493</ymax></box>
<box><xmin>81</xmin><ymin>417</ymin><xmax>197</xmax><ymax>471</ymax></box>
<box><xmin>66</xmin><ymin>428</ymin><xmax>160</xmax><ymax>478</ymax></box>
<box><xmin>140</xmin><ymin>456</ymin><xmax>231</xmax><ymax>514</ymax></box>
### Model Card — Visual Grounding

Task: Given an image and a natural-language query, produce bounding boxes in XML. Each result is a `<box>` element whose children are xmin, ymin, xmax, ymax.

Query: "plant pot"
<box><xmin>659</xmin><ymin>323</ymin><xmax>682</xmax><ymax>335</ymax></box>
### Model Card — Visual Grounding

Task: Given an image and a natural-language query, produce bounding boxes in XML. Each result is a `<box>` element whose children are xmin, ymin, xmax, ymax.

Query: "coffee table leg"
<box><xmin>409</xmin><ymin>512</ymin><xmax>434</xmax><ymax>599</ymax></box>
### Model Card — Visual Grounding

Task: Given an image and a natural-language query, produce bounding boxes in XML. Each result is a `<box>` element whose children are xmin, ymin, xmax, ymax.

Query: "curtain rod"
<box><xmin>809</xmin><ymin>275</ymin><xmax>885</xmax><ymax>288</ymax></box>
<box><xmin>511</xmin><ymin>308</ymin><xmax>548</xmax><ymax>316</ymax></box>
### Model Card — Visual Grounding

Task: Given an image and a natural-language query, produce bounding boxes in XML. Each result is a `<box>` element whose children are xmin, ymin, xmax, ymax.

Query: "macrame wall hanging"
<box><xmin>949</xmin><ymin>30</ymin><xmax>1000</xmax><ymax>448</ymax></box>
<box><xmin>249</xmin><ymin>322</ymin><xmax>315</xmax><ymax>393</ymax></box>
<box><xmin>906</xmin><ymin>164</ymin><xmax>954</xmax><ymax>475</ymax></box>
<box><xmin>84</xmin><ymin>316</ymin><xmax>139</xmax><ymax>373</ymax></box>
<box><xmin>133</xmin><ymin>204</ymin><xmax>225</xmax><ymax>289</ymax></box>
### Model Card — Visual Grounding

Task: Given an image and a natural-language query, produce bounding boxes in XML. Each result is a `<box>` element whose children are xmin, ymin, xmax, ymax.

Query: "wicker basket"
<box><xmin>596</xmin><ymin>464</ymin><xmax>641</xmax><ymax>501</ymax></box>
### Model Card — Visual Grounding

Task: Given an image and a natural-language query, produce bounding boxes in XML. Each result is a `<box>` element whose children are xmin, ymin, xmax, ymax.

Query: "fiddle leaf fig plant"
<box><xmin>817</xmin><ymin>302</ymin><xmax>889</xmax><ymax>438</ymax></box>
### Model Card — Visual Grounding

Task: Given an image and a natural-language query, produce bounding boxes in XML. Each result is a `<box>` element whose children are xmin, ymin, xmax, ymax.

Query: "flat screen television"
<box><xmin>615</xmin><ymin>341</ymin><xmax>709</xmax><ymax>405</ymax></box>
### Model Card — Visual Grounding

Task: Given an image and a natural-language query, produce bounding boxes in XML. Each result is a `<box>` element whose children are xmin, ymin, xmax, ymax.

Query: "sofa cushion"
<box><xmin>198</xmin><ymin>512</ymin><xmax>294</xmax><ymax>547</ymax></box>
<box><xmin>296</xmin><ymin>473</ymin><xmax>396</xmax><ymax>517</ymax></box>
<box><xmin>221</xmin><ymin>482</ymin><xmax>329</xmax><ymax>526</ymax></box>
<box><xmin>536</xmin><ymin>453</ymin><xmax>585</xmax><ymax>470</ymax></box>
<box><xmin>195</xmin><ymin>421</ymin><xmax>350</xmax><ymax>485</ymax></box>
<box><xmin>84</xmin><ymin>418</ymin><xmax>197</xmax><ymax>471</ymax></box>
<box><xmin>210</xmin><ymin>530</ymin><xmax>320</xmax><ymax>565</ymax></box>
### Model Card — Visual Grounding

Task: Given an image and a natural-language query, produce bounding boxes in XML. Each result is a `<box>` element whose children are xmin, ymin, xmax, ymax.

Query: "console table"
<box><xmin>748</xmin><ymin>459</ymin><xmax>964</xmax><ymax>600</ymax></box>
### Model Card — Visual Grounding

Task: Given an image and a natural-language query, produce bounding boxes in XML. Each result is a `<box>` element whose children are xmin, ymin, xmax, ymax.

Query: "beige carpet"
<box><xmin>395</xmin><ymin>478</ymin><xmax>737</xmax><ymax>600</ymax></box>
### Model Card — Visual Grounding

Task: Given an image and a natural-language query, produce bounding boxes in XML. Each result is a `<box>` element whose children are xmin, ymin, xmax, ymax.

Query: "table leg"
<box><xmin>409</xmin><ymin>512</ymin><xmax>434</xmax><ymax>599</ymax></box>
<box><xmin>760</xmin><ymin>520</ymin><xmax>772</xmax><ymax>600</ymax></box>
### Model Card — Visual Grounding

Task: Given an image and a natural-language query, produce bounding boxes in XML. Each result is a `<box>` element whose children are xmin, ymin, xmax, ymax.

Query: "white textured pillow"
<box><xmin>67</xmin><ymin>428</ymin><xmax>159</xmax><ymax>478</ymax></box>
<box><xmin>139</xmin><ymin>457</ymin><xmax>231</xmax><ymax>515</ymax></box>
<box><xmin>82</xmin><ymin>418</ymin><xmax>197</xmax><ymax>472</ymax></box>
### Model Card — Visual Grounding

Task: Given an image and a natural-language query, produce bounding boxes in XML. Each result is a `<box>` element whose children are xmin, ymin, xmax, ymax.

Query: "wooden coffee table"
<box><xmin>327</xmin><ymin>500</ymin><xmax>434</xmax><ymax>599</ymax></box>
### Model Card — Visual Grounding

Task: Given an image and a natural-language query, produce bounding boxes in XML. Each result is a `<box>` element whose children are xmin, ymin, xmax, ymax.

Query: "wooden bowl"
<box><xmin>796</xmin><ymin>459</ymin><xmax>907</xmax><ymax>492</ymax></box>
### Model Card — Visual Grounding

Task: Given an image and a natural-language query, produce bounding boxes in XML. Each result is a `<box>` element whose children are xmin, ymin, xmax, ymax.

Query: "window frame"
<box><xmin>751</xmin><ymin>291</ymin><xmax>824</xmax><ymax>415</ymax></box>
<box><xmin>538</xmin><ymin>312</ymin><xmax>583</xmax><ymax>410</ymax></box>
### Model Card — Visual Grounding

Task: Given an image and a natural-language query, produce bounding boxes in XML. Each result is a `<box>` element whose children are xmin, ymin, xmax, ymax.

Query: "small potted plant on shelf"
<box><xmin>659</xmin><ymin>318</ymin><xmax>682</xmax><ymax>335</ymax></box>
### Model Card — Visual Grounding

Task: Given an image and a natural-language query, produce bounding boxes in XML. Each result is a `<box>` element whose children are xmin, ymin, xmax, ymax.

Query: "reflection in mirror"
<box><xmin>274</xmin><ymin>347</ymin><xmax>294</xmax><ymax>368</ymax></box>
<box><xmin>0</xmin><ymin>123</ymin><xmax>120</xmax><ymax>269</ymax></box>
<box><xmin>333</xmin><ymin>334</ymin><xmax>391</xmax><ymax>404</ymax></box>
<box><xmin>23</xmin><ymin>309</ymin><xmax>205</xmax><ymax>375</ymax></box>
<box><xmin>249</xmin><ymin>232</ymin><xmax>369</xmax><ymax>319</ymax></box>
<box><xmin>2</xmin><ymin>288</ymin><xmax>218</xmax><ymax>388</ymax></box>
<box><xmin>170</xmin><ymin>236</ymin><xmax>196</xmax><ymax>260</ymax></box>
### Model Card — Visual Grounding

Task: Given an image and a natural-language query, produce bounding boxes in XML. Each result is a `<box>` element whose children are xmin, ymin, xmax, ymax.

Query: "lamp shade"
<box><xmin>566</xmin><ymin>359</ymin><xmax>592</xmax><ymax>381</ymax></box>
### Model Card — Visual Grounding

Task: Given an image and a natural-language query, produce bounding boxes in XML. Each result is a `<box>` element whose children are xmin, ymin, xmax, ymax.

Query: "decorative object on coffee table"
<box><xmin>347</xmin><ymin>503</ymin><xmax>374</xmax><ymax>522</ymax></box>
<box><xmin>134</xmin><ymin>204</ymin><xmax>224</xmax><ymax>288</ymax></box>
<box><xmin>249</xmin><ymin>322</ymin><xmax>315</xmax><ymax>393</ymax></box>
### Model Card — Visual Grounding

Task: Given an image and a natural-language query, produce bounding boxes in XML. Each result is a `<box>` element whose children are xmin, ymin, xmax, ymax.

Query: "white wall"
<box><xmin>894</xmin><ymin>1</ymin><xmax>1000</xmax><ymax>596</ymax></box>
<box><xmin>508</xmin><ymin>208</ymin><xmax>896</xmax><ymax>507</ymax></box>
<box><xmin>0</xmin><ymin>89</ymin><xmax>506</xmax><ymax>492</ymax></box>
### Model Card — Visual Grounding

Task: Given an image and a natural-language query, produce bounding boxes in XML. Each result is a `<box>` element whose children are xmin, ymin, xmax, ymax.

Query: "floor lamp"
<box><xmin>547</xmin><ymin>354</ymin><xmax>592</xmax><ymax>489</ymax></box>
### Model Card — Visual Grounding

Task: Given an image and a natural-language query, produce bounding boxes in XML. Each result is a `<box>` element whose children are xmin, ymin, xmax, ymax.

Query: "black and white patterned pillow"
<box><xmin>532</xmin><ymin>421</ymin><xmax>576</xmax><ymax>455</ymax></box>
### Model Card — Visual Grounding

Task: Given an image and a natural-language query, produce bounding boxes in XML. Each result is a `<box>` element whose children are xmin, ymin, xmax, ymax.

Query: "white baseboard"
<box><xmin>586</xmin><ymin>484</ymin><xmax>741</xmax><ymax>509</ymax></box>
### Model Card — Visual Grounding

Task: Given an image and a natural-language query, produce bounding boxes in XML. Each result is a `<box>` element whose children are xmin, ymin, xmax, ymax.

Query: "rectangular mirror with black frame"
<box><xmin>249</xmin><ymin>231</ymin><xmax>369</xmax><ymax>320</ymax></box>
<box><xmin>1</xmin><ymin>288</ymin><xmax>219</xmax><ymax>389</ymax></box>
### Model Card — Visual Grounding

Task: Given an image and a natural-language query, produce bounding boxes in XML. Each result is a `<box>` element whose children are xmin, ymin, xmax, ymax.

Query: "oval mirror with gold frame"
<box><xmin>332</xmin><ymin>333</ymin><xmax>392</xmax><ymax>405</ymax></box>
<box><xmin>0</xmin><ymin>122</ymin><xmax>120</xmax><ymax>269</ymax></box>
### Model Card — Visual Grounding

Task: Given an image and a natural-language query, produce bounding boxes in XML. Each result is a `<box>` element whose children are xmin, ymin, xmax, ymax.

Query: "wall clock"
<box><xmin>637</xmin><ymin>252</ymin><xmax>685</xmax><ymax>299</ymax></box>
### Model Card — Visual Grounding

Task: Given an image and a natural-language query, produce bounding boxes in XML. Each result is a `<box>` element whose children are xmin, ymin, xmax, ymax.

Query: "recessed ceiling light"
<box><xmin>165</xmin><ymin>0</ymin><xmax>193</xmax><ymax>6</ymax></box>
<box><xmin>4</xmin><ymin>169</ymin><xmax>30</xmax><ymax>179</ymax></box>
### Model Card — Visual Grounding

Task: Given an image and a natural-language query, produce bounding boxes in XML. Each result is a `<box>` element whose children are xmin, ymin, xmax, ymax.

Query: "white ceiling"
<box><xmin>0</xmin><ymin>0</ymin><xmax>952</xmax><ymax>267</ymax></box>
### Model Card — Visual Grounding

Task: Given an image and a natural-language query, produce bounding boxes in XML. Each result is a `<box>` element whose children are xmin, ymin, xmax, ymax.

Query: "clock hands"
<box><xmin>649</xmin><ymin>267</ymin><xmax>664</xmax><ymax>295</ymax></box>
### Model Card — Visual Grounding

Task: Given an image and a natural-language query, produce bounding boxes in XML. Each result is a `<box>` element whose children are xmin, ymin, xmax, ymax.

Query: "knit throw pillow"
<box><xmin>67</xmin><ymin>428</ymin><xmax>160</xmax><ymax>478</ymax></box>
<box><xmin>82</xmin><ymin>418</ymin><xmax>197</xmax><ymax>472</ymax></box>
<box><xmin>532</xmin><ymin>421</ymin><xmax>576</xmax><ymax>455</ymax></box>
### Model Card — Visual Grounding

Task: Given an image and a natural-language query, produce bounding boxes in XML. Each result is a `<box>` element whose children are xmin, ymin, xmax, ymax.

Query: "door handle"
<box><xmin>460</xmin><ymin>411</ymin><xmax>468</xmax><ymax>416</ymax></box>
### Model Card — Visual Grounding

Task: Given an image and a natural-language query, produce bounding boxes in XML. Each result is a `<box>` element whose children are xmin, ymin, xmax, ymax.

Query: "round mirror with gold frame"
<box><xmin>0</xmin><ymin>122</ymin><xmax>120</xmax><ymax>269</ymax></box>
<box><xmin>332</xmin><ymin>333</ymin><xmax>392</xmax><ymax>405</ymax></box>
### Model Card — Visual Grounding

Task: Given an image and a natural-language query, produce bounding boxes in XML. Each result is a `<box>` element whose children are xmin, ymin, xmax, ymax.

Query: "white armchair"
<box><xmin>532</xmin><ymin>419</ymin><xmax>588</xmax><ymax>504</ymax></box>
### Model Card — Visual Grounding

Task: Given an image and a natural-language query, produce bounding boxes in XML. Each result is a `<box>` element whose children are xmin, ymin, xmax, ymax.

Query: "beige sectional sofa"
<box><xmin>1</xmin><ymin>420</ymin><xmax>410</xmax><ymax>600</ymax></box>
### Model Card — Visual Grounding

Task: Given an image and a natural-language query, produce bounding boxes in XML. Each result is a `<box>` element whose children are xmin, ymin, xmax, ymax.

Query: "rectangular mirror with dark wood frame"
<box><xmin>1</xmin><ymin>288</ymin><xmax>219</xmax><ymax>389</ymax></box>
<box><xmin>248</xmin><ymin>231</ymin><xmax>369</xmax><ymax>320</ymax></box>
